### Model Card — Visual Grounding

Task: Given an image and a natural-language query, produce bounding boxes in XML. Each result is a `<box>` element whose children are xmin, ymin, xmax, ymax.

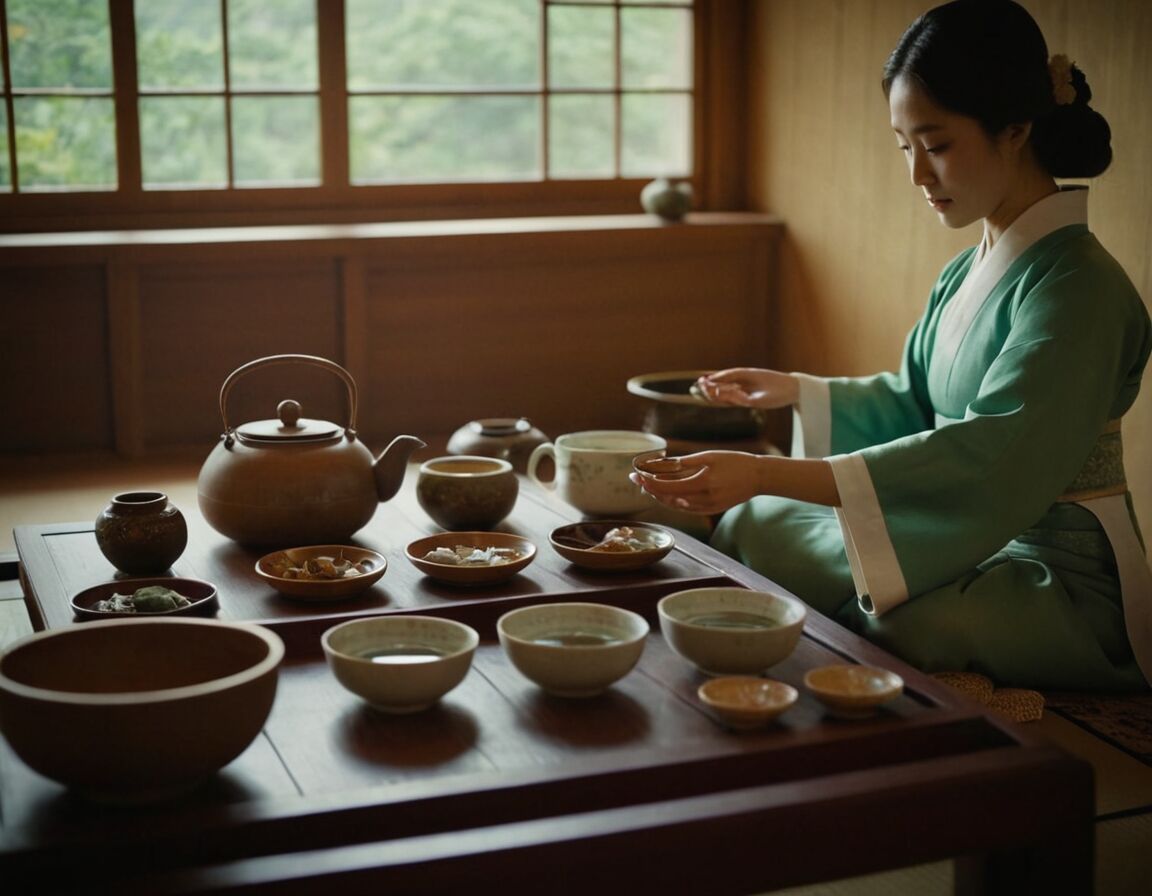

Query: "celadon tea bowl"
<box><xmin>497</xmin><ymin>602</ymin><xmax>648</xmax><ymax>697</ymax></box>
<box><xmin>322</xmin><ymin>616</ymin><xmax>479</xmax><ymax>713</ymax></box>
<box><xmin>658</xmin><ymin>587</ymin><xmax>806</xmax><ymax>676</ymax></box>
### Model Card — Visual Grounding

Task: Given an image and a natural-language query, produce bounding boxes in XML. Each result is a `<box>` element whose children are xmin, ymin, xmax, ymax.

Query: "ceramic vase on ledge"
<box><xmin>95</xmin><ymin>491</ymin><xmax>188</xmax><ymax>575</ymax></box>
<box><xmin>640</xmin><ymin>177</ymin><xmax>693</xmax><ymax>221</ymax></box>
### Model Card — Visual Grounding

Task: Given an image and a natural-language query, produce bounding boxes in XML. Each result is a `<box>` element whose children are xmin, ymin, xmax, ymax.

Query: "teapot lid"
<box><xmin>235</xmin><ymin>400</ymin><xmax>341</xmax><ymax>443</ymax></box>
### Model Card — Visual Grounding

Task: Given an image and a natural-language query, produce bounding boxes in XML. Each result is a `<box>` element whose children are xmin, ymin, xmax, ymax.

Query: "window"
<box><xmin>1</xmin><ymin>0</ymin><xmax>741</xmax><ymax>230</ymax></box>
<box><xmin>135</xmin><ymin>0</ymin><xmax>321</xmax><ymax>189</ymax></box>
<box><xmin>1</xmin><ymin>0</ymin><xmax>118</xmax><ymax>191</ymax></box>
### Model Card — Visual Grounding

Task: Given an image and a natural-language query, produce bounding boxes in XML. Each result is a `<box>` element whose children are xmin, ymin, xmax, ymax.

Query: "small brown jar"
<box><xmin>94</xmin><ymin>491</ymin><xmax>188</xmax><ymax>575</ymax></box>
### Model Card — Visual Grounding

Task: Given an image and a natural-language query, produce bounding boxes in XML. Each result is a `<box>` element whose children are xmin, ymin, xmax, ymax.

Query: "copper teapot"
<box><xmin>197</xmin><ymin>355</ymin><xmax>425</xmax><ymax>546</ymax></box>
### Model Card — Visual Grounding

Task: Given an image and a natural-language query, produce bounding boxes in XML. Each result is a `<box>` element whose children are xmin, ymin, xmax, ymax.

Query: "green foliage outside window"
<box><xmin>1</xmin><ymin>0</ymin><xmax>692</xmax><ymax>194</ymax></box>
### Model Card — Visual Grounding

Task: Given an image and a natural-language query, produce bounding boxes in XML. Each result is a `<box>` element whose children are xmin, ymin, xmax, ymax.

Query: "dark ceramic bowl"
<box><xmin>0</xmin><ymin>618</ymin><xmax>283</xmax><ymax>803</ymax></box>
<box><xmin>416</xmin><ymin>456</ymin><xmax>519</xmax><ymax>530</ymax></box>
<box><xmin>627</xmin><ymin>370</ymin><xmax>763</xmax><ymax>441</ymax></box>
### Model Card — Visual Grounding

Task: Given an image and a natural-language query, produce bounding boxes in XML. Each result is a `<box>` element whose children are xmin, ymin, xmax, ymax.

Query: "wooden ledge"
<box><xmin>0</xmin><ymin>212</ymin><xmax>783</xmax><ymax>253</ymax></box>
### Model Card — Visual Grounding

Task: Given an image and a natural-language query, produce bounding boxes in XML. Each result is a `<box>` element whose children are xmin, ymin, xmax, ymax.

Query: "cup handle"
<box><xmin>526</xmin><ymin>442</ymin><xmax>556</xmax><ymax>491</ymax></box>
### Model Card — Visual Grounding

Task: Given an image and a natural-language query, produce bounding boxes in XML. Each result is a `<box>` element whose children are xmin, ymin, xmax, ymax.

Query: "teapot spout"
<box><xmin>372</xmin><ymin>434</ymin><xmax>427</xmax><ymax>502</ymax></box>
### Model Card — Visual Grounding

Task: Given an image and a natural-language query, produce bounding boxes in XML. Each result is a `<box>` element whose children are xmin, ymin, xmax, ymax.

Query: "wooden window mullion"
<box><xmin>613</xmin><ymin>1</ymin><xmax>622</xmax><ymax>178</ymax></box>
<box><xmin>109</xmin><ymin>0</ymin><xmax>142</xmax><ymax>195</ymax></box>
<box><xmin>0</xmin><ymin>0</ymin><xmax>18</xmax><ymax>192</ymax></box>
<box><xmin>540</xmin><ymin>0</ymin><xmax>550</xmax><ymax>179</ymax></box>
<box><xmin>317</xmin><ymin>0</ymin><xmax>349</xmax><ymax>190</ymax></box>
<box><xmin>220</xmin><ymin>0</ymin><xmax>235</xmax><ymax>188</ymax></box>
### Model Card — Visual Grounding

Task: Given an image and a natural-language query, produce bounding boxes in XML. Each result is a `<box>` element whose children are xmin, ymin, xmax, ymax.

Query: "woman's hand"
<box><xmin>632</xmin><ymin>451</ymin><xmax>768</xmax><ymax>516</ymax></box>
<box><xmin>694</xmin><ymin>368</ymin><xmax>799</xmax><ymax>409</ymax></box>
<box><xmin>633</xmin><ymin>451</ymin><xmax>841</xmax><ymax>515</ymax></box>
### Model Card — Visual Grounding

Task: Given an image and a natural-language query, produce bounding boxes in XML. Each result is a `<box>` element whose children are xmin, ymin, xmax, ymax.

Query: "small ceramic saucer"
<box><xmin>697</xmin><ymin>676</ymin><xmax>798</xmax><ymax>730</ymax></box>
<box><xmin>803</xmin><ymin>664</ymin><xmax>904</xmax><ymax>719</ymax></box>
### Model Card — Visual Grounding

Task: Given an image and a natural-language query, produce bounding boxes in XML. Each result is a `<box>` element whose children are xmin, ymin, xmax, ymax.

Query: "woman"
<box><xmin>635</xmin><ymin>0</ymin><xmax>1152</xmax><ymax>691</ymax></box>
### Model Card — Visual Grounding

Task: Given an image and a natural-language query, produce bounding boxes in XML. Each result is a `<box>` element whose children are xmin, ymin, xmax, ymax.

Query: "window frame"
<box><xmin>0</xmin><ymin>0</ymin><xmax>747</xmax><ymax>233</ymax></box>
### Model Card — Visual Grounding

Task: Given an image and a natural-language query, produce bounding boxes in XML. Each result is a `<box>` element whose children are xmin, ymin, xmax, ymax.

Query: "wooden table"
<box><xmin>4</xmin><ymin>482</ymin><xmax>1094</xmax><ymax>894</ymax></box>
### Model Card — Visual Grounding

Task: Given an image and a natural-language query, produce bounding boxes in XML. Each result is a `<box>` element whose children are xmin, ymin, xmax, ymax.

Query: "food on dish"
<box><xmin>422</xmin><ymin>545</ymin><xmax>524</xmax><ymax>566</ymax></box>
<box><xmin>94</xmin><ymin>585</ymin><xmax>192</xmax><ymax>614</ymax></box>
<box><xmin>587</xmin><ymin>526</ymin><xmax>659</xmax><ymax>553</ymax></box>
<box><xmin>263</xmin><ymin>551</ymin><xmax>375</xmax><ymax>580</ymax></box>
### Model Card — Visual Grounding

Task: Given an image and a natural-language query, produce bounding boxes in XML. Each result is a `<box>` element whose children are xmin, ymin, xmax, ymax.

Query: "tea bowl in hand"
<box><xmin>322</xmin><ymin>615</ymin><xmax>479</xmax><ymax>713</ymax></box>
<box><xmin>497</xmin><ymin>602</ymin><xmax>648</xmax><ymax>697</ymax></box>
<box><xmin>416</xmin><ymin>456</ymin><xmax>519</xmax><ymax>530</ymax></box>
<box><xmin>0</xmin><ymin>618</ymin><xmax>283</xmax><ymax>804</ymax></box>
<box><xmin>658</xmin><ymin>587</ymin><xmax>806</xmax><ymax>676</ymax></box>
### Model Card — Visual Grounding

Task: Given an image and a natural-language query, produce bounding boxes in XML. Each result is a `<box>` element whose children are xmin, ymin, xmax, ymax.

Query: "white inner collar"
<box><xmin>935</xmin><ymin>187</ymin><xmax>1089</xmax><ymax>375</ymax></box>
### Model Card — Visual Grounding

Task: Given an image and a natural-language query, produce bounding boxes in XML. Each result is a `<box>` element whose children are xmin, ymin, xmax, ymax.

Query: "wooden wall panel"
<box><xmin>749</xmin><ymin>0</ymin><xmax>1152</xmax><ymax>538</ymax></box>
<box><xmin>0</xmin><ymin>266</ymin><xmax>112</xmax><ymax>453</ymax></box>
<box><xmin>360</xmin><ymin>231</ymin><xmax>769</xmax><ymax>442</ymax></box>
<box><xmin>136</xmin><ymin>260</ymin><xmax>344</xmax><ymax>449</ymax></box>
<box><xmin>0</xmin><ymin>216</ymin><xmax>780</xmax><ymax>459</ymax></box>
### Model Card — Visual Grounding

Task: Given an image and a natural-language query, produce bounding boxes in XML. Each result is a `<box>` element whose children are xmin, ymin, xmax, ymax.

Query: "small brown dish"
<box><xmin>804</xmin><ymin>664</ymin><xmax>904</xmax><ymax>719</ymax></box>
<box><xmin>71</xmin><ymin>577</ymin><xmax>219</xmax><ymax>621</ymax></box>
<box><xmin>548</xmin><ymin>521</ymin><xmax>675</xmax><ymax>571</ymax></box>
<box><xmin>406</xmin><ymin>532</ymin><xmax>536</xmax><ymax>586</ymax></box>
<box><xmin>697</xmin><ymin>676</ymin><xmax>798</xmax><ymax>730</ymax></box>
<box><xmin>255</xmin><ymin>545</ymin><xmax>387</xmax><ymax>601</ymax></box>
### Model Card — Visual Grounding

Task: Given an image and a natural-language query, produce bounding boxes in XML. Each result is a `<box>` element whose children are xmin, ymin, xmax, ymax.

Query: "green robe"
<box><xmin>713</xmin><ymin>189</ymin><xmax>1152</xmax><ymax>691</ymax></box>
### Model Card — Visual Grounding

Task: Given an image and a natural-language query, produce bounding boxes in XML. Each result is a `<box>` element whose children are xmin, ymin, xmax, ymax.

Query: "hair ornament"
<box><xmin>1049</xmin><ymin>54</ymin><xmax>1077</xmax><ymax>106</ymax></box>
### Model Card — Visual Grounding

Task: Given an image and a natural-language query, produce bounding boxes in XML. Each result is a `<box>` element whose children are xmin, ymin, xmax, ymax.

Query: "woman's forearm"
<box><xmin>754</xmin><ymin>455</ymin><xmax>841</xmax><ymax>507</ymax></box>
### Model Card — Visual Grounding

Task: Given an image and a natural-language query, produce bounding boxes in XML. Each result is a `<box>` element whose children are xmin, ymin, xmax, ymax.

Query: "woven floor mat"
<box><xmin>1043</xmin><ymin>690</ymin><xmax>1152</xmax><ymax>768</ymax></box>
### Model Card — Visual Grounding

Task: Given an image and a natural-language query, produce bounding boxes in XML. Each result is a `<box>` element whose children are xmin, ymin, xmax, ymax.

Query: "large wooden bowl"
<box><xmin>0</xmin><ymin>618</ymin><xmax>284</xmax><ymax>804</ymax></box>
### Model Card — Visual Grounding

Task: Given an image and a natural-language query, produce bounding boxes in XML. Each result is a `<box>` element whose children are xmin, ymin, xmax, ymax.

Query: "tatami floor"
<box><xmin>2</xmin><ymin>454</ymin><xmax>1151</xmax><ymax>894</ymax></box>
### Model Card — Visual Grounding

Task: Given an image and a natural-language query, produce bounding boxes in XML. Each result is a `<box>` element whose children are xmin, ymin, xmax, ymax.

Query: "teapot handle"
<box><xmin>219</xmin><ymin>354</ymin><xmax>359</xmax><ymax>441</ymax></box>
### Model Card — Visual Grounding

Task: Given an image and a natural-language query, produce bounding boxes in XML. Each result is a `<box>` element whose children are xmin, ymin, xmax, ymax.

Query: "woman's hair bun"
<box><xmin>1032</xmin><ymin>64</ymin><xmax>1113</xmax><ymax>178</ymax></box>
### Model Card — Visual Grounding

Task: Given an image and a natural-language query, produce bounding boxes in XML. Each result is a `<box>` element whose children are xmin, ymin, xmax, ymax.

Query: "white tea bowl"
<box><xmin>497</xmin><ymin>602</ymin><xmax>648</xmax><ymax>697</ymax></box>
<box><xmin>658</xmin><ymin>587</ymin><xmax>806</xmax><ymax>675</ymax></box>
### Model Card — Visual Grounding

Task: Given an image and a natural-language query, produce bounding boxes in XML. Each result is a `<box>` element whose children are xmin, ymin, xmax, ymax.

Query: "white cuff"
<box><xmin>828</xmin><ymin>453</ymin><xmax>908</xmax><ymax>616</ymax></box>
<box><xmin>791</xmin><ymin>373</ymin><xmax>831</xmax><ymax>458</ymax></box>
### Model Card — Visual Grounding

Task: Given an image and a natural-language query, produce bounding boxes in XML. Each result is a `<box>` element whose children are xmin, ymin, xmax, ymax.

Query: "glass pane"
<box><xmin>548</xmin><ymin>6</ymin><xmax>614</xmax><ymax>89</ymax></box>
<box><xmin>347</xmin><ymin>0</ymin><xmax>538</xmax><ymax>89</ymax></box>
<box><xmin>13</xmin><ymin>96</ymin><xmax>116</xmax><ymax>190</ymax></box>
<box><xmin>621</xmin><ymin>92</ymin><xmax>690</xmax><ymax>177</ymax></box>
<box><xmin>228</xmin><ymin>0</ymin><xmax>318</xmax><ymax>89</ymax></box>
<box><xmin>136</xmin><ymin>0</ymin><xmax>224</xmax><ymax>90</ymax></box>
<box><xmin>7</xmin><ymin>0</ymin><xmax>112</xmax><ymax>88</ymax></box>
<box><xmin>232</xmin><ymin>96</ymin><xmax>319</xmax><ymax>187</ymax></box>
<box><xmin>549</xmin><ymin>94</ymin><xmax>614</xmax><ymax>179</ymax></box>
<box><xmin>350</xmin><ymin>95</ymin><xmax>539</xmax><ymax>183</ymax></box>
<box><xmin>621</xmin><ymin>7</ymin><xmax>692</xmax><ymax>90</ymax></box>
<box><xmin>139</xmin><ymin>96</ymin><xmax>227</xmax><ymax>189</ymax></box>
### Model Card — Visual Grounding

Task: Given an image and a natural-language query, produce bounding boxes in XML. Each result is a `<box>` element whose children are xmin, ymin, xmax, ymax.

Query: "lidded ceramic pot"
<box><xmin>94</xmin><ymin>491</ymin><xmax>188</xmax><ymax>575</ymax></box>
<box><xmin>446</xmin><ymin>418</ymin><xmax>548</xmax><ymax>473</ymax></box>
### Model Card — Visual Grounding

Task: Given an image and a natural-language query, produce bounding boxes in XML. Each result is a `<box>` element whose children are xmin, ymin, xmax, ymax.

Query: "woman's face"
<box><xmin>888</xmin><ymin>75</ymin><xmax>1027</xmax><ymax>235</ymax></box>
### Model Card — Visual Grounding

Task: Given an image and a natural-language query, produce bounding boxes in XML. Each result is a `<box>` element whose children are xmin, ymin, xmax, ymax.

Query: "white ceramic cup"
<box><xmin>526</xmin><ymin>430</ymin><xmax>667</xmax><ymax>517</ymax></box>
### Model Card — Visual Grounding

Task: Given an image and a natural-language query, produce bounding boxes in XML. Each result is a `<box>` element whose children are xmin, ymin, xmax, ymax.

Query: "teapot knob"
<box><xmin>277</xmin><ymin>399</ymin><xmax>302</xmax><ymax>429</ymax></box>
